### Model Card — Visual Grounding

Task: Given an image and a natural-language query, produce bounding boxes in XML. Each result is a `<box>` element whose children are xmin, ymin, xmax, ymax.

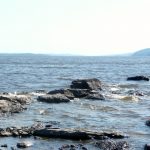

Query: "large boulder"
<box><xmin>70</xmin><ymin>78</ymin><xmax>102</xmax><ymax>90</ymax></box>
<box><xmin>0</xmin><ymin>95</ymin><xmax>31</xmax><ymax>114</ymax></box>
<box><xmin>37</xmin><ymin>94</ymin><xmax>70</xmax><ymax>103</ymax></box>
<box><xmin>127</xmin><ymin>76</ymin><xmax>149</xmax><ymax>81</ymax></box>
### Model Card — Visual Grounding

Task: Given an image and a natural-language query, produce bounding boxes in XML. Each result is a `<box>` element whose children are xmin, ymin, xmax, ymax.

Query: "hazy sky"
<box><xmin>0</xmin><ymin>0</ymin><xmax>150</xmax><ymax>55</ymax></box>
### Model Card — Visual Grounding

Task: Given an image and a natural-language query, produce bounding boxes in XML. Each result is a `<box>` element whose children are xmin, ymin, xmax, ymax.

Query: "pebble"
<box><xmin>17</xmin><ymin>141</ymin><xmax>33</xmax><ymax>148</ymax></box>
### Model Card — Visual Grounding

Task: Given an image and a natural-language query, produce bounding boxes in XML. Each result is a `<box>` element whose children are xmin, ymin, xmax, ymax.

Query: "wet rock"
<box><xmin>127</xmin><ymin>90</ymin><xmax>144</xmax><ymax>96</ymax></box>
<box><xmin>145</xmin><ymin>144</ymin><xmax>150</xmax><ymax>150</ymax></box>
<box><xmin>0</xmin><ymin>94</ymin><xmax>31</xmax><ymax>114</ymax></box>
<box><xmin>85</xmin><ymin>92</ymin><xmax>105</xmax><ymax>100</ymax></box>
<box><xmin>127</xmin><ymin>76</ymin><xmax>149</xmax><ymax>81</ymax></box>
<box><xmin>17</xmin><ymin>141</ymin><xmax>33</xmax><ymax>148</ymax></box>
<box><xmin>82</xmin><ymin>147</ymin><xmax>88</xmax><ymax>150</ymax></box>
<box><xmin>48</xmin><ymin>88</ymin><xmax>90</xmax><ymax>99</ymax></box>
<box><xmin>70</xmin><ymin>79</ymin><xmax>102</xmax><ymax>90</ymax></box>
<box><xmin>37</xmin><ymin>94</ymin><xmax>70</xmax><ymax>103</ymax></box>
<box><xmin>68</xmin><ymin>89</ymin><xmax>90</xmax><ymax>98</ymax></box>
<box><xmin>48</xmin><ymin>89</ymin><xmax>75</xmax><ymax>99</ymax></box>
<box><xmin>31</xmin><ymin>122</ymin><xmax>45</xmax><ymax>130</ymax></box>
<box><xmin>11</xmin><ymin>147</ymin><xmax>17</xmax><ymax>150</ymax></box>
<box><xmin>0</xmin><ymin>126</ymin><xmax>33</xmax><ymax>137</ymax></box>
<box><xmin>1</xmin><ymin>144</ymin><xmax>7</xmax><ymax>147</ymax></box>
<box><xmin>45</xmin><ymin>124</ymin><xmax>52</xmax><ymax>128</ymax></box>
<box><xmin>34</xmin><ymin>90</ymin><xmax>47</xmax><ymax>94</ymax></box>
<box><xmin>59</xmin><ymin>144</ymin><xmax>88</xmax><ymax>150</ymax></box>
<box><xmin>145</xmin><ymin>120</ymin><xmax>150</xmax><ymax>126</ymax></box>
<box><xmin>95</xmin><ymin>140</ymin><xmax>129</xmax><ymax>150</ymax></box>
<box><xmin>48</xmin><ymin>89</ymin><xmax>105</xmax><ymax>100</ymax></box>
<box><xmin>33</xmin><ymin>128</ymin><xmax>125</xmax><ymax>140</ymax></box>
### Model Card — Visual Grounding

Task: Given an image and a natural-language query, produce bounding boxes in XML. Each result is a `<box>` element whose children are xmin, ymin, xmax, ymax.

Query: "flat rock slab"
<box><xmin>70</xmin><ymin>79</ymin><xmax>102</xmax><ymax>90</ymax></box>
<box><xmin>127</xmin><ymin>76</ymin><xmax>149</xmax><ymax>81</ymax></box>
<box><xmin>0</xmin><ymin>126</ymin><xmax>126</xmax><ymax>142</ymax></box>
<box><xmin>37</xmin><ymin>94</ymin><xmax>70</xmax><ymax>103</ymax></box>
<box><xmin>33</xmin><ymin>128</ymin><xmax>125</xmax><ymax>140</ymax></box>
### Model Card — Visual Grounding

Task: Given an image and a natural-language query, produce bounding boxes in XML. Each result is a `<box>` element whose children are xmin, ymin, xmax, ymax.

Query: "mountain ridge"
<box><xmin>132</xmin><ymin>48</ymin><xmax>150</xmax><ymax>56</ymax></box>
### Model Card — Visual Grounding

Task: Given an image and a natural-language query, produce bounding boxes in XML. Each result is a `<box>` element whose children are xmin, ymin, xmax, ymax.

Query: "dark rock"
<box><xmin>146</xmin><ymin>120</ymin><xmax>150</xmax><ymax>126</ymax></box>
<box><xmin>70</xmin><ymin>144</ymin><xmax>76</xmax><ymax>148</ymax></box>
<box><xmin>45</xmin><ymin>124</ymin><xmax>52</xmax><ymax>128</ymax></box>
<box><xmin>82</xmin><ymin>147</ymin><xmax>88</xmax><ymax>150</ymax></box>
<box><xmin>0</xmin><ymin>126</ymin><xmax>34</xmax><ymax>137</ymax></box>
<box><xmin>68</xmin><ymin>89</ymin><xmax>90</xmax><ymax>98</ymax></box>
<box><xmin>70</xmin><ymin>79</ymin><xmax>102</xmax><ymax>90</ymax></box>
<box><xmin>37</xmin><ymin>94</ymin><xmax>70</xmax><ymax>103</ymax></box>
<box><xmin>33</xmin><ymin>128</ymin><xmax>125</xmax><ymax>140</ymax></box>
<box><xmin>17</xmin><ymin>141</ymin><xmax>33</xmax><ymax>148</ymax></box>
<box><xmin>145</xmin><ymin>144</ymin><xmax>150</xmax><ymax>150</ymax></box>
<box><xmin>59</xmin><ymin>144</ymin><xmax>88</xmax><ymax>150</ymax></box>
<box><xmin>48</xmin><ymin>89</ymin><xmax>75</xmax><ymax>99</ymax></box>
<box><xmin>127</xmin><ymin>90</ymin><xmax>144</xmax><ymax>96</ymax></box>
<box><xmin>34</xmin><ymin>90</ymin><xmax>47</xmax><ymax>94</ymax></box>
<box><xmin>95</xmin><ymin>140</ymin><xmax>129</xmax><ymax>150</ymax></box>
<box><xmin>48</xmin><ymin>88</ymin><xmax>91</xmax><ymax>99</ymax></box>
<box><xmin>127</xmin><ymin>76</ymin><xmax>149</xmax><ymax>81</ymax></box>
<box><xmin>1</xmin><ymin>144</ymin><xmax>7</xmax><ymax>147</ymax></box>
<box><xmin>11</xmin><ymin>147</ymin><xmax>17</xmax><ymax>150</ymax></box>
<box><xmin>85</xmin><ymin>92</ymin><xmax>105</xmax><ymax>100</ymax></box>
<box><xmin>48</xmin><ymin>89</ymin><xmax>105</xmax><ymax>100</ymax></box>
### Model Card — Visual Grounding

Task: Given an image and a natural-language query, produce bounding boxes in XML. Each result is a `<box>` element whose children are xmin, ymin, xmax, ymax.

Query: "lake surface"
<box><xmin>0</xmin><ymin>54</ymin><xmax>150</xmax><ymax>149</ymax></box>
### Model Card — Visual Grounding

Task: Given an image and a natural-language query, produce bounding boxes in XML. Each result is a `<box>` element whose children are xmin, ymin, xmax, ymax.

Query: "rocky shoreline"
<box><xmin>0</xmin><ymin>78</ymin><xmax>149</xmax><ymax>149</ymax></box>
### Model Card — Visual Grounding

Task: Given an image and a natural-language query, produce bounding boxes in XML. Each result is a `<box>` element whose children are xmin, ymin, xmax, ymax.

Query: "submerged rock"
<box><xmin>127</xmin><ymin>76</ymin><xmax>149</xmax><ymax>81</ymax></box>
<box><xmin>37</xmin><ymin>94</ymin><xmax>70</xmax><ymax>103</ymax></box>
<box><xmin>70</xmin><ymin>79</ymin><xmax>102</xmax><ymax>90</ymax></box>
<box><xmin>95</xmin><ymin>140</ymin><xmax>129</xmax><ymax>150</ymax></box>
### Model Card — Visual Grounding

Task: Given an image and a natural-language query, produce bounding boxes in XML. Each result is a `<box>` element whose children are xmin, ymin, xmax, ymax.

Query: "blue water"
<box><xmin>0</xmin><ymin>54</ymin><xmax>150</xmax><ymax>149</ymax></box>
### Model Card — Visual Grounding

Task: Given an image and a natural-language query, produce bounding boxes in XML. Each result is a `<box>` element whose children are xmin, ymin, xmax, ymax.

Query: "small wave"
<box><xmin>56</xmin><ymin>77</ymin><xmax>74</xmax><ymax>81</ymax></box>
<box><xmin>119</xmin><ymin>84</ymin><xmax>139</xmax><ymax>89</ymax></box>
<box><xmin>120</xmin><ymin>95</ymin><xmax>139</xmax><ymax>101</ymax></box>
<box><xmin>108</xmin><ymin>94</ymin><xmax>139</xmax><ymax>102</ymax></box>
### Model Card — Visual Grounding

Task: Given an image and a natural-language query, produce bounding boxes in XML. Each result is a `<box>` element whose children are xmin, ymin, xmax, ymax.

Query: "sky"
<box><xmin>0</xmin><ymin>0</ymin><xmax>150</xmax><ymax>56</ymax></box>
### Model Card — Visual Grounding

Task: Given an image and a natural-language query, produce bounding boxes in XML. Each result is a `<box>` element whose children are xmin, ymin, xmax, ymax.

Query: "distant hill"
<box><xmin>133</xmin><ymin>48</ymin><xmax>150</xmax><ymax>56</ymax></box>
